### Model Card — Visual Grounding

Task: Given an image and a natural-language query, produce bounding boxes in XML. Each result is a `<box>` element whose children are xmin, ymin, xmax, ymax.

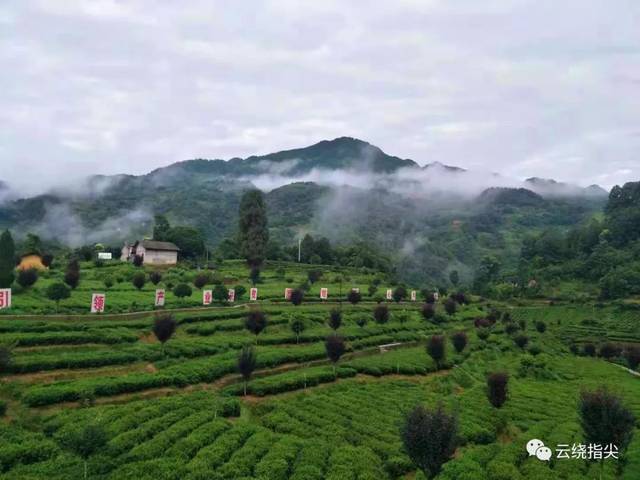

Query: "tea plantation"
<box><xmin>0</xmin><ymin>262</ymin><xmax>639</xmax><ymax>479</ymax></box>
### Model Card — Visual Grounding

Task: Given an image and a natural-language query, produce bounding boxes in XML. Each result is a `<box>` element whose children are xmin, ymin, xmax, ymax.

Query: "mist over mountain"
<box><xmin>0</xmin><ymin>137</ymin><xmax>611</xmax><ymax>284</ymax></box>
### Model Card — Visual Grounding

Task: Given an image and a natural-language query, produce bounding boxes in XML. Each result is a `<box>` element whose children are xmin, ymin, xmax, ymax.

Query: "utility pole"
<box><xmin>298</xmin><ymin>237</ymin><xmax>302</xmax><ymax>263</ymax></box>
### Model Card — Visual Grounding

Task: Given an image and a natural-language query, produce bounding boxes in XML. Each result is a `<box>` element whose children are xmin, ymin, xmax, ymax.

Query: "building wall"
<box><xmin>18</xmin><ymin>255</ymin><xmax>46</xmax><ymax>271</ymax></box>
<box><xmin>143</xmin><ymin>249</ymin><xmax>178</xmax><ymax>265</ymax></box>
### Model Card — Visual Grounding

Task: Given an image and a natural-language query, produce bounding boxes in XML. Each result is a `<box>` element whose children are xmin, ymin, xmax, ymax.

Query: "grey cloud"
<box><xmin>1</xmin><ymin>0</ymin><xmax>639</xmax><ymax>193</ymax></box>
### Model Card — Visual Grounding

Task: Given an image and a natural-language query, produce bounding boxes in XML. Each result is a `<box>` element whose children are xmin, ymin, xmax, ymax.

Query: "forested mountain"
<box><xmin>0</xmin><ymin>137</ymin><xmax>610</xmax><ymax>286</ymax></box>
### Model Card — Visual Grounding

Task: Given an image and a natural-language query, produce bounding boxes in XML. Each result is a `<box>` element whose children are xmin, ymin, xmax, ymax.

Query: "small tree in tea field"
<box><xmin>245</xmin><ymin>309</ymin><xmax>267</xmax><ymax>343</ymax></box>
<box><xmin>583</xmin><ymin>343</ymin><xmax>596</xmax><ymax>357</ymax></box>
<box><xmin>624</xmin><ymin>346</ymin><xmax>640</xmax><ymax>370</ymax></box>
<box><xmin>535</xmin><ymin>321</ymin><xmax>547</xmax><ymax>333</ymax></box>
<box><xmin>373</xmin><ymin>304</ymin><xmax>389</xmax><ymax>324</ymax></box>
<box><xmin>444</xmin><ymin>298</ymin><xmax>457</xmax><ymax>316</ymax></box>
<box><xmin>0</xmin><ymin>230</ymin><xmax>15</xmax><ymax>288</ymax></box>
<box><xmin>64</xmin><ymin>260</ymin><xmax>80</xmax><ymax>289</ymax></box>
<box><xmin>0</xmin><ymin>345</ymin><xmax>12</xmax><ymax>374</ymax></box>
<box><xmin>212</xmin><ymin>284</ymin><xmax>228</xmax><ymax>304</ymax></box>
<box><xmin>427</xmin><ymin>335</ymin><xmax>446</xmax><ymax>369</ymax></box>
<box><xmin>153</xmin><ymin>314</ymin><xmax>177</xmax><ymax>355</ymax></box>
<box><xmin>579</xmin><ymin>387</ymin><xmax>635</xmax><ymax>469</ymax></box>
<box><xmin>514</xmin><ymin>334</ymin><xmax>529</xmax><ymax>349</ymax></box>
<box><xmin>421</xmin><ymin>303</ymin><xmax>435</xmax><ymax>322</ymax></box>
<box><xmin>103</xmin><ymin>276</ymin><xmax>114</xmax><ymax>290</ymax></box>
<box><xmin>173</xmin><ymin>283</ymin><xmax>192</xmax><ymax>301</ymax></box>
<box><xmin>325</xmin><ymin>334</ymin><xmax>346</xmax><ymax>374</ymax></box>
<box><xmin>599</xmin><ymin>342</ymin><xmax>621</xmax><ymax>359</ymax></box>
<box><xmin>347</xmin><ymin>289</ymin><xmax>362</xmax><ymax>305</ymax></box>
<box><xmin>451</xmin><ymin>331</ymin><xmax>467</xmax><ymax>353</ymax></box>
<box><xmin>289</xmin><ymin>316</ymin><xmax>306</xmax><ymax>343</ymax></box>
<box><xmin>328</xmin><ymin>309</ymin><xmax>342</xmax><ymax>330</ymax></box>
<box><xmin>57</xmin><ymin>423</ymin><xmax>107</xmax><ymax>480</ymax></box>
<box><xmin>132</xmin><ymin>272</ymin><xmax>146</xmax><ymax>290</ymax></box>
<box><xmin>193</xmin><ymin>273</ymin><xmax>208</xmax><ymax>290</ymax></box>
<box><xmin>234</xmin><ymin>285</ymin><xmax>246</xmax><ymax>300</ymax></box>
<box><xmin>307</xmin><ymin>269</ymin><xmax>322</xmax><ymax>284</ymax></box>
<box><xmin>392</xmin><ymin>286</ymin><xmax>407</xmax><ymax>303</ymax></box>
<box><xmin>290</xmin><ymin>288</ymin><xmax>304</xmax><ymax>306</ymax></box>
<box><xmin>237</xmin><ymin>346</ymin><xmax>257</xmax><ymax>396</ymax></box>
<box><xmin>401</xmin><ymin>404</ymin><xmax>458</xmax><ymax>479</ymax></box>
<box><xmin>17</xmin><ymin>268</ymin><xmax>38</xmax><ymax>288</ymax></box>
<box><xmin>132</xmin><ymin>254</ymin><xmax>144</xmax><ymax>267</ymax></box>
<box><xmin>487</xmin><ymin>372</ymin><xmax>509</xmax><ymax>408</ymax></box>
<box><xmin>477</xmin><ymin>328</ymin><xmax>490</xmax><ymax>341</ymax></box>
<box><xmin>149</xmin><ymin>271</ymin><xmax>162</xmax><ymax>285</ymax></box>
<box><xmin>356</xmin><ymin>317</ymin><xmax>368</xmax><ymax>328</ymax></box>
<box><xmin>46</xmin><ymin>282</ymin><xmax>71</xmax><ymax>311</ymax></box>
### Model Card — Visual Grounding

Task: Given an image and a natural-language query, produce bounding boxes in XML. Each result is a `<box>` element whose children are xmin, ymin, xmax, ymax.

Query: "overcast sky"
<box><xmin>1</xmin><ymin>0</ymin><xmax>639</xmax><ymax>192</ymax></box>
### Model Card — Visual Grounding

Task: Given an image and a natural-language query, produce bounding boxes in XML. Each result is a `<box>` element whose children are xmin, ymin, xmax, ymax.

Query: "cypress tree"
<box><xmin>238</xmin><ymin>190</ymin><xmax>269</xmax><ymax>272</ymax></box>
<box><xmin>0</xmin><ymin>230</ymin><xmax>15</xmax><ymax>288</ymax></box>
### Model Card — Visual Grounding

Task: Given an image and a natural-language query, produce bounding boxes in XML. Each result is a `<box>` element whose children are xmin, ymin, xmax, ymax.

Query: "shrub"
<box><xmin>474</xmin><ymin>318</ymin><xmax>491</xmax><ymax>328</ymax></box>
<box><xmin>421</xmin><ymin>304</ymin><xmax>435</xmax><ymax>322</ymax></box>
<box><xmin>237</xmin><ymin>346</ymin><xmax>257</xmax><ymax>396</ymax></box>
<box><xmin>374</xmin><ymin>304</ymin><xmax>390</xmax><ymax>324</ymax></box>
<box><xmin>477</xmin><ymin>328</ymin><xmax>490</xmax><ymax>341</ymax></box>
<box><xmin>514</xmin><ymin>334</ymin><xmax>529</xmax><ymax>349</ymax></box>
<box><xmin>289</xmin><ymin>317</ymin><xmax>306</xmax><ymax>343</ymax></box>
<box><xmin>505</xmin><ymin>323</ymin><xmax>519</xmax><ymax>335</ymax></box>
<box><xmin>234</xmin><ymin>285</ymin><xmax>246</xmax><ymax>300</ymax></box>
<box><xmin>46</xmin><ymin>282</ymin><xmax>71</xmax><ymax>307</ymax></box>
<box><xmin>579</xmin><ymin>387</ymin><xmax>635</xmax><ymax>457</ymax></box>
<box><xmin>426</xmin><ymin>335</ymin><xmax>446</xmax><ymax>369</ymax></box>
<box><xmin>347</xmin><ymin>290</ymin><xmax>362</xmax><ymax>305</ymax></box>
<box><xmin>487</xmin><ymin>372</ymin><xmax>509</xmax><ymax>408</ymax></box>
<box><xmin>401</xmin><ymin>404</ymin><xmax>458</xmax><ymax>479</ymax></box>
<box><xmin>307</xmin><ymin>270</ymin><xmax>322</xmax><ymax>284</ymax></box>
<box><xmin>153</xmin><ymin>314</ymin><xmax>177</xmax><ymax>353</ymax></box>
<box><xmin>149</xmin><ymin>271</ymin><xmax>162</xmax><ymax>285</ymax></box>
<box><xmin>535</xmin><ymin>321</ymin><xmax>547</xmax><ymax>333</ymax></box>
<box><xmin>173</xmin><ymin>283</ymin><xmax>192</xmax><ymax>299</ymax></box>
<box><xmin>528</xmin><ymin>344</ymin><xmax>542</xmax><ymax>356</ymax></box>
<box><xmin>624</xmin><ymin>346</ymin><xmax>640</xmax><ymax>370</ymax></box>
<box><xmin>325</xmin><ymin>334</ymin><xmax>346</xmax><ymax>372</ymax></box>
<box><xmin>355</xmin><ymin>318</ymin><xmax>368</xmax><ymax>328</ymax></box>
<box><xmin>193</xmin><ymin>273</ymin><xmax>209</xmax><ymax>289</ymax></box>
<box><xmin>599</xmin><ymin>342</ymin><xmax>622</xmax><ymax>360</ymax></box>
<box><xmin>0</xmin><ymin>345</ymin><xmax>11</xmax><ymax>373</ymax></box>
<box><xmin>452</xmin><ymin>292</ymin><xmax>467</xmax><ymax>305</ymax></box>
<box><xmin>17</xmin><ymin>268</ymin><xmax>39</xmax><ymax>288</ymax></box>
<box><xmin>451</xmin><ymin>332</ymin><xmax>467</xmax><ymax>353</ymax></box>
<box><xmin>103</xmin><ymin>276</ymin><xmax>114</xmax><ymax>289</ymax></box>
<box><xmin>245</xmin><ymin>310</ymin><xmax>268</xmax><ymax>342</ymax></box>
<box><xmin>444</xmin><ymin>299</ymin><xmax>457</xmax><ymax>316</ymax></box>
<box><xmin>132</xmin><ymin>255</ymin><xmax>144</xmax><ymax>267</ymax></box>
<box><xmin>393</xmin><ymin>286</ymin><xmax>407</xmax><ymax>303</ymax></box>
<box><xmin>132</xmin><ymin>272</ymin><xmax>146</xmax><ymax>290</ymax></box>
<box><xmin>290</xmin><ymin>288</ymin><xmax>304</xmax><ymax>306</ymax></box>
<box><xmin>328</xmin><ymin>309</ymin><xmax>342</xmax><ymax>331</ymax></box>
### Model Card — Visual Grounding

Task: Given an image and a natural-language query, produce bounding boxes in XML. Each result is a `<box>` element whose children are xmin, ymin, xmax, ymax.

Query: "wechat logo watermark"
<box><xmin>526</xmin><ymin>439</ymin><xmax>552</xmax><ymax>461</ymax></box>
<box><xmin>526</xmin><ymin>439</ymin><xmax>619</xmax><ymax>461</ymax></box>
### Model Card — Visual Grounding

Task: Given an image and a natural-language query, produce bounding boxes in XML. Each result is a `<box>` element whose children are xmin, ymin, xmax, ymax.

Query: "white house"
<box><xmin>121</xmin><ymin>240</ymin><xmax>179</xmax><ymax>265</ymax></box>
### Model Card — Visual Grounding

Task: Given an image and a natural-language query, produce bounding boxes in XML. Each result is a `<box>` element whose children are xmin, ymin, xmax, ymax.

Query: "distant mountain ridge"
<box><xmin>0</xmin><ymin>136</ymin><xmax>614</xmax><ymax>287</ymax></box>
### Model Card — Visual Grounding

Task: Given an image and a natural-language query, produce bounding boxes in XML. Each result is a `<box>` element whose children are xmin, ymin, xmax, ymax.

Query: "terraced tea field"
<box><xmin>0</xmin><ymin>299</ymin><xmax>639</xmax><ymax>479</ymax></box>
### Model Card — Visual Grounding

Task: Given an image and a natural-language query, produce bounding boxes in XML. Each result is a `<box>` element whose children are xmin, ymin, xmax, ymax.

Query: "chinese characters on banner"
<box><xmin>386</xmin><ymin>289</ymin><xmax>392</xmax><ymax>300</ymax></box>
<box><xmin>320</xmin><ymin>288</ymin><xmax>328</xmax><ymax>300</ymax></box>
<box><xmin>91</xmin><ymin>293</ymin><xmax>105</xmax><ymax>313</ymax></box>
<box><xmin>203</xmin><ymin>290</ymin><xmax>212</xmax><ymax>305</ymax></box>
<box><xmin>155</xmin><ymin>289</ymin><xmax>165</xmax><ymax>307</ymax></box>
<box><xmin>0</xmin><ymin>289</ymin><xmax>11</xmax><ymax>310</ymax></box>
<box><xmin>410</xmin><ymin>290</ymin><xmax>416</xmax><ymax>301</ymax></box>
<box><xmin>250</xmin><ymin>288</ymin><xmax>258</xmax><ymax>301</ymax></box>
<box><xmin>284</xmin><ymin>288</ymin><xmax>292</xmax><ymax>300</ymax></box>
<box><xmin>228</xmin><ymin>289</ymin><xmax>235</xmax><ymax>302</ymax></box>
